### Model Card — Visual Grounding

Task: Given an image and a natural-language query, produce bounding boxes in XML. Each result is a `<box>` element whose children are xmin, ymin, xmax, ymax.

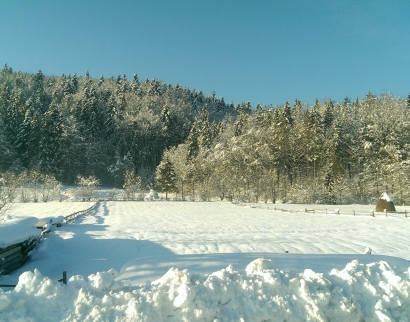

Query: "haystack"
<box><xmin>375</xmin><ymin>192</ymin><xmax>396</xmax><ymax>212</ymax></box>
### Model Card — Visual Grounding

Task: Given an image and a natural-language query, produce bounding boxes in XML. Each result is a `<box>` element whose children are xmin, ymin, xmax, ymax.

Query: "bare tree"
<box><xmin>76</xmin><ymin>174</ymin><xmax>100</xmax><ymax>201</ymax></box>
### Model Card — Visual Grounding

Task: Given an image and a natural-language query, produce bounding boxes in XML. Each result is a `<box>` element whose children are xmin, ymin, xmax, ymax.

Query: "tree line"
<box><xmin>2</xmin><ymin>65</ymin><xmax>410</xmax><ymax>205</ymax></box>
<box><xmin>159</xmin><ymin>93</ymin><xmax>410</xmax><ymax>205</ymax></box>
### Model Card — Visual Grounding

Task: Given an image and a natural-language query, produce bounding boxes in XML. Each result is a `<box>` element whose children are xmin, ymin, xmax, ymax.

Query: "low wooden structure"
<box><xmin>0</xmin><ymin>237</ymin><xmax>39</xmax><ymax>275</ymax></box>
<box><xmin>375</xmin><ymin>192</ymin><xmax>396</xmax><ymax>212</ymax></box>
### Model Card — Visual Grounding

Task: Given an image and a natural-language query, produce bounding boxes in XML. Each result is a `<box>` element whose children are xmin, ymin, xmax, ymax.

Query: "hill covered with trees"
<box><xmin>1</xmin><ymin>65</ymin><xmax>410</xmax><ymax>204</ymax></box>
<box><xmin>0</xmin><ymin>65</ymin><xmax>235</xmax><ymax>186</ymax></box>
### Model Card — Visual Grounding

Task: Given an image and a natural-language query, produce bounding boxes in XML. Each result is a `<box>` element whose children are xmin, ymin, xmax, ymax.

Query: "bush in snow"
<box><xmin>76</xmin><ymin>174</ymin><xmax>100</xmax><ymax>202</ymax></box>
<box><xmin>122</xmin><ymin>169</ymin><xmax>141</xmax><ymax>201</ymax></box>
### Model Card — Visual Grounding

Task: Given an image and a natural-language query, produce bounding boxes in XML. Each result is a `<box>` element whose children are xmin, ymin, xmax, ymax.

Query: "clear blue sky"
<box><xmin>1</xmin><ymin>0</ymin><xmax>409</xmax><ymax>107</ymax></box>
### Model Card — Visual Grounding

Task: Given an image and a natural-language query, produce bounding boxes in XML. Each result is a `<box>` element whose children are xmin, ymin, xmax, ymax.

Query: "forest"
<box><xmin>1</xmin><ymin>64</ymin><xmax>410</xmax><ymax>205</ymax></box>
<box><xmin>0</xmin><ymin>64</ymin><xmax>235</xmax><ymax>185</ymax></box>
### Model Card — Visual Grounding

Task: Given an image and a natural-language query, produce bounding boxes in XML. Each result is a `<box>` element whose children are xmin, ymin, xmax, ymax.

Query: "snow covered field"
<box><xmin>1</xmin><ymin>201</ymin><xmax>410</xmax><ymax>321</ymax></box>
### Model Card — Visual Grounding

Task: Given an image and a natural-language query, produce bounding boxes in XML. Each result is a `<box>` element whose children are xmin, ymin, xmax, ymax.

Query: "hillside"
<box><xmin>0</xmin><ymin>65</ymin><xmax>236</xmax><ymax>185</ymax></box>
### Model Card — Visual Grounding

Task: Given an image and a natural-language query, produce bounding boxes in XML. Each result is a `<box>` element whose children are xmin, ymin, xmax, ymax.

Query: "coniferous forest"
<box><xmin>1</xmin><ymin>64</ymin><xmax>410</xmax><ymax>204</ymax></box>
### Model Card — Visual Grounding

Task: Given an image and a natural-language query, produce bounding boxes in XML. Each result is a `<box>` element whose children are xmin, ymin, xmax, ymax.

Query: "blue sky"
<box><xmin>1</xmin><ymin>0</ymin><xmax>409</xmax><ymax>107</ymax></box>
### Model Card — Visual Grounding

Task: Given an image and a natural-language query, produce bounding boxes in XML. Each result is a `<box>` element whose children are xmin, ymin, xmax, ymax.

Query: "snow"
<box><xmin>0</xmin><ymin>202</ymin><xmax>94</xmax><ymax>248</ymax></box>
<box><xmin>0</xmin><ymin>217</ymin><xmax>40</xmax><ymax>249</ymax></box>
<box><xmin>1</xmin><ymin>201</ymin><xmax>410</xmax><ymax>321</ymax></box>
<box><xmin>380</xmin><ymin>192</ymin><xmax>393</xmax><ymax>202</ymax></box>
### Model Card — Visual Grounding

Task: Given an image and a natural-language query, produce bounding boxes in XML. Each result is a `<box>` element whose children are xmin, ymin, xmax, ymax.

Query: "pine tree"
<box><xmin>323</xmin><ymin>100</ymin><xmax>334</xmax><ymax>129</ymax></box>
<box><xmin>283</xmin><ymin>100</ymin><xmax>293</xmax><ymax>125</ymax></box>
<box><xmin>233</xmin><ymin>108</ymin><xmax>248</xmax><ymax>137</ymax></box>
<box><xmin>71</xmin><ymin>74</ymin><xmax>79</xmax><ymax>93</ymax></box>
<box><xmin>103</xmin><ymin>94</ymin><xmax>117</xmax><ymax>139</ymax></box>
<box><xmin>156</xmin><ymin>157</ymin><xmax>178</xmax><ymax>200</ymax></box>
<box><xmin>32</xmin><ymin>70</ymin><xmax>49</xmax><ymax>114</ymax></box>
<box><xmin>0</xmin><ymin>85</ymin><xmax>11</xmax><ymax>122</ymax></box>
<box><xmin>304</xmin><ymin>106</ymin><xmax>324</xmax><ymax>179</ymax></box>
<box><xmin>15</xmin><ymin>109</ymin><xmax>33</xmax><ymax>167</ymax></box>
<box><xmin>0</xmin><ymin>122</ymin><xmax>16</xmax><ymax>171</ymax></box>
<box><xmin>198</xmin><ymin>106</ymin><xmax>212</xmax><ymax>149</ymax></box>
<box><xmin>186</xmin><ymin>120</ymin><xmax>200</xmax><ymax>160</ymax></box>
<box><xmin>38</xmin><ymin>103</ymin><xmax>64</xmax><ymax>175</ymax></box>
<box><xmin>130</xmin><ymin>74</ymin><xmax>140</xmax><ymax>93</ymax></box>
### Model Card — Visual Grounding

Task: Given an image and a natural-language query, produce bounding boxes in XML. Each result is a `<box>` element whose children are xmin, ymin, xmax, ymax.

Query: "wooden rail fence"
<box><xmin>0</xmin><ymin>236</ymin><xmax>41</xmax><ymax>276</ymax></box>
<box><xmin>0</xmin><ymin>201</ymin><xmax>99</xmax><ymax>277</ymax></box>
<box><xmin>64</xmin><ymin>201</ymin><xmax>99</xmax><ymax>223</ymax></box>
<box><xmin>240</xmin><ymin>203</ymin><xmax>408</xmax><ymax>218</ymax></box>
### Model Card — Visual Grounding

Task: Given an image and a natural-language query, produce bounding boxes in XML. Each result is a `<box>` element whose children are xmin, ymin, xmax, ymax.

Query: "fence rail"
<box><xmin>0</xmin><ymin>236</ymin><xmax>41</xmax><ymax>276</ymax></box>
<box><xmin>240</xmin><ymin>203</ymin><xmax>408</xmax><ymax>218</ymax></box>
<box><xmin>64</xmin><ymin>201</ymin><xmax>99</xmax><ymax>223</ymax></box>
<box><xmin>1</xmin><ymin>202</ymin><xmax>99</xmax><ymax>277</ymax></box>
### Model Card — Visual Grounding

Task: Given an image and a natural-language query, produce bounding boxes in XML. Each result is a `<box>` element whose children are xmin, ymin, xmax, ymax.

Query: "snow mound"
<box><xmin>380</xmin><ymin>192</ymin><xmax>393</xmax><ymax>202</ymax></box>
<box><xmin>0</xmin><ymin>217</ymin><xmax>40</xmax><ymax>249</ymax></box>
<box><xmin>1</xmin><ymin>259</ymin><xmax>410</xmax><ymax>321</ymax></box>
<box><xmin>245</xmin><ymin>258</ymin><xmax>274</xmax><ymax>274</ymax></box>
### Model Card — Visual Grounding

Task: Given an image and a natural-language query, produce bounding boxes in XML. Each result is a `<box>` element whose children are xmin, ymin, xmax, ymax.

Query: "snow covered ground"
<box><xmin>1</xmin><ymin>201</ymin><xmax>410</xmax><ymax>321</ymax></box>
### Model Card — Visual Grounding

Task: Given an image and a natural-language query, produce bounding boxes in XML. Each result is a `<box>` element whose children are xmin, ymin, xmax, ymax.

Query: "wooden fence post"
<box><xmin>371</xmin><ymin>210</ymin><xmax>374</xmax><ymax>217</ymax></box>
<box><xmin>58</xmin><ymin>271</ymin><xmax>67</xmax><ymax>285</ymax></box>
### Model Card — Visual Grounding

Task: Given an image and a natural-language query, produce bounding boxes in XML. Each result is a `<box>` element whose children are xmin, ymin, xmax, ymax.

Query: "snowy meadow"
<box><xmin>1</xmin><ymin>200</ymin><xmax>410</xmax><ymax>321</ymax></box>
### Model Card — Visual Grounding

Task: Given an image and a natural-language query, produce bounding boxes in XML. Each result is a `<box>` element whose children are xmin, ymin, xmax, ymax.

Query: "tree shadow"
<box><xmin>1</xmin><ymin>219</ymin><xmax>174</xmax><ymax>285</ymax></box>
<box><xmin>117</xmin><ymin>252</ymin><xmax>410</xmax><ymax>286</ymax></box>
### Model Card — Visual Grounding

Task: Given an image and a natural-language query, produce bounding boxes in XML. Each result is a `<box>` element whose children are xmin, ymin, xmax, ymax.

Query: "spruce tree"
<box><xmin>38</xmin><ymin>103</ymin><xmax>64</xmax><ymax>175</ymax></box>
<box><xmin>156</xmin><ymin>157</ymin><xmax>178</xmax><ymax>200</ymax></box>
<box><xmin>186</xmin><ymin>120</ymin><xmax>200</xmax><ymax>160</ymax></box>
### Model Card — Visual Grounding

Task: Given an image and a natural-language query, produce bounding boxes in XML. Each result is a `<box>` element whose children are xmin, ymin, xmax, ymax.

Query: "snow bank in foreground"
<box><xmin>1</xmin><ymin>259</ymin><xmax>410</xmax><ymax>322</ymax></box>
<box><xmin>0</xmin><ymin>217</ymin><xmax>40</xmax><ymax>249</ymax></box>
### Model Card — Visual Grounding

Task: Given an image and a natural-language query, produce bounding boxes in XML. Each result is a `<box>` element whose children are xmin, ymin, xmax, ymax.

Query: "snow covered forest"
<box><xmin>1</xmin><ymin>64</ymin><xmax>410</xmax><ymax>205</ymax></box>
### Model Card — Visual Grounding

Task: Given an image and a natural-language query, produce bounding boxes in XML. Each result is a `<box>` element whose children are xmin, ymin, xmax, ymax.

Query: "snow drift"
<box><xmin>0</xmin><ymin>217</ymin><xmax>40</xmax><ymax>249</ymax></box>
<box><xmin>1</xmin><ymin>259</ymin><xmax>410</xmax><ymax>322</ymax></box>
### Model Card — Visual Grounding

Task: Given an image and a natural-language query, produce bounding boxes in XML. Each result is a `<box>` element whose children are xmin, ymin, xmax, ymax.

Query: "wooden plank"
<box><xmin>1</xmin><ymin>260</ymin><xmax>23</xmax><ymax>275</ymax></box>
<box><xmin>23</xmin><ymin>241</ymin><xmax>38</xmax><ymax>254</ymax></box>
<box><xmin>0</xmin><ymin>246</ymin><xmax>22</xmax><ymax>259</ymax></box>
<box><xmin>3</xmin><ymin>250</ymin><xmax>22</xmax><ymax>263</ymax></box>
<box><xmin>0</xmin><ymin>253</ymin><xmax>23</xmax><ymax>272</ymax></box>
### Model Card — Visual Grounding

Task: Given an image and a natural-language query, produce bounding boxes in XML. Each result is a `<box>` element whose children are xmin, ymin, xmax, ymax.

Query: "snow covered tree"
<box><xmin>283</xmin><ymin>100</ymin><xmax>293</xmax><ymax>125</ymax></box>
<box><xmin>198</xmin><ymin>106</ymin><xmax>212</xmax><ymax>149</ymax></box>
<box><xmin>123</xmin><ymin>169</ymin><xmax>141</xmax><ymax>200</ymax></box>
<box><xmin>38</xmin><ymin>102</ymin><xmax>64</xmax><ymax>175</ymax></box>
<box><xmin>76</xmin><ymin>174</ymin><xmax>100</xmax><ymax>201</ymax></box>
<box><xmin>40</xmin><ymin>173</ymin><xmax>61</xmax><ymax>202</ymax></box>
<box><xmin>130</xmin><ymin>73</ymin><xmax>140</xmax><ymax>94</ymax></box>
<box><xmin>186</xmin><ymin>120</ymin><xmax>200</xmax><ymax>160</ymax></box>
<box><xmin>156</xmin><ymin>157</ymin><xmax>178</xmax><ymax>200</ymax></box>
<box><xmin>0</xmin><ymin>125</ymin><xmax>16</xmax><ymax>171</ymax></box>
<box><xmin>323</xmin><ymin>100</ymin><xmax>334</xmax><ymax>130</ymax></box>
<box><xmin>407</xmin><ymin>93</ymin><xmax>410</xmax><ymax>109</ymax></box>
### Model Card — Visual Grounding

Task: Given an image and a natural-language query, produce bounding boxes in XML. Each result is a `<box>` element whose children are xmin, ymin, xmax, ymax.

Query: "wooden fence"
<box><xmin>0</xmin><ymin>201</ymin><xmax>99</xmax><ymax>279</ymax></box>
<box><xmin>64</xmin><ymin>201</ymin><xmax>99</xmax><ymax>223</ymax></box>
<box><xmin>240</xmin><ymin>203</ymin><xmax>408</xmax><ymax>218</ymax></box>
<box><xmin>0</xmin><ymin>236</ymin><xmax>41</xmax><ymax>276</ymax></box>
